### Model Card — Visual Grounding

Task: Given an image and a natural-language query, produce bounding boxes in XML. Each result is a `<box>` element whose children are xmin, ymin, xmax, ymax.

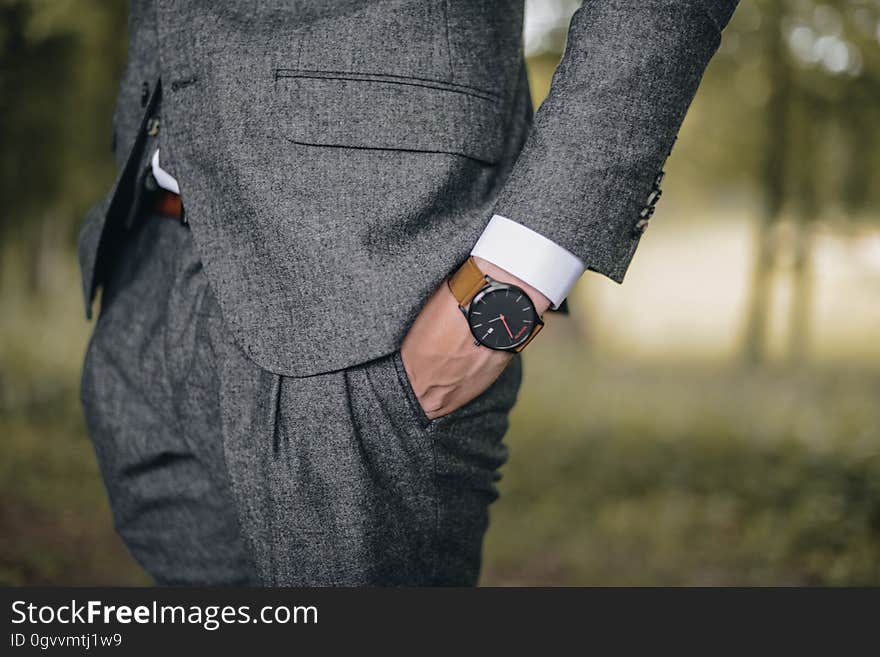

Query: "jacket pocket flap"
<box><xmin>272</xmin><ymin>70</ymin><xmax>506</xmax><ymax>165</ymax></box>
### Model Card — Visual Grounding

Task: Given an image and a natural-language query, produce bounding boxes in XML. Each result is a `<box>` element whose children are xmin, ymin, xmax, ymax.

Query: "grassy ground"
<box><xmin>2</xmin><ymin>255</ymin><xmax>879</xmax><ymax>586</ymax></box>
<box><xmin>482</xmin><ymin>343</ymin><xmax>880</xmax><ymax>585</ymax></box>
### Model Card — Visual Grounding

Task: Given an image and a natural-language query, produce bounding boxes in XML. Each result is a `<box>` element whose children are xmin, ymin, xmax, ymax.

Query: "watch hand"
<box><xmin>499</xmin><ymin>314</ymin><xmax>513</xmax><ymax>339</ymax></box>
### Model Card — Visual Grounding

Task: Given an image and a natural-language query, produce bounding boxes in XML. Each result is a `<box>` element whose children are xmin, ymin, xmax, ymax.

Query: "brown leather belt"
<box><xmin>153</xmin><ymin>189</ymin><xmax>184</xmax><ymax>220</ymax></box>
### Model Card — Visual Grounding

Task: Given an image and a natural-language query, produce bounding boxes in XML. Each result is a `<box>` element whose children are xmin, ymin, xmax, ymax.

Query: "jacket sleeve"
<box><xmin>492</xmin><ymin>0</ymin><xmax>740</xmax><ymax>283</ymax></box>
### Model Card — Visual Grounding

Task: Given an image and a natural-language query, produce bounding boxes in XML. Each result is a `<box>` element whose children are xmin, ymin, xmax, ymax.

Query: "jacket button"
<box><xmin>633</xmin><ymin>170</ymin><xmax>665</xmax><ymax>236</ymax></box>
<box><xmin>146</xmin><ymin>117</ymin><xmax>160</xmax><ymax>136</ymax></box>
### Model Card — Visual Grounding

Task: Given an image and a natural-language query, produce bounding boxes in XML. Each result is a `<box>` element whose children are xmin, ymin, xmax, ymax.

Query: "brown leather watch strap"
<box><xmin>514</xmin><ymin>321</ymin><xmax>543</xmax><ymax>352</ymax></box>
<box><xmin>447</xmin><ymin>256</ymin><xmax>488</xmax><ymax>308</ymax></box>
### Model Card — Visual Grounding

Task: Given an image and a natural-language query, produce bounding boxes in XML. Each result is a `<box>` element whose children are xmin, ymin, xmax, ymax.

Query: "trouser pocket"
<box><xmin>364</xmin><ymin>348</ymin><xmax>523</xmax><ymax>477</ymax></box>
<box><xmin>354</xmin><ymin>349</ymin><xmax>524</xmax><ymax>584</ymax></box>
<box><xmin>388</xmin><ymin>348</ymin><xmax>524</xmax><ymax>432</ymax></box>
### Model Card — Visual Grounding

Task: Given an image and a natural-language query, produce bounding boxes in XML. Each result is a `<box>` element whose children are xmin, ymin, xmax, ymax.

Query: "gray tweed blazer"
<box><xmin>79</xmin><ymin>0</ymin><xmax>739</xmax><ymax>376</ymax></box>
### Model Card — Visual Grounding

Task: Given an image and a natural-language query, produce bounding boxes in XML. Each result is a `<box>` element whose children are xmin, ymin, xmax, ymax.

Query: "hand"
<box><xmin>400</xmin><ymin>257</ymin><xmax>551</xmax><ymax>420</ymax></box>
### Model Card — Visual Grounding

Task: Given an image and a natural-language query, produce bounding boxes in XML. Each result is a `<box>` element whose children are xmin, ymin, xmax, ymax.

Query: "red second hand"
<box><xmin>499</xmin><ymin>314</ymin><xmax>513</xmax><ymax>338</ymax></box>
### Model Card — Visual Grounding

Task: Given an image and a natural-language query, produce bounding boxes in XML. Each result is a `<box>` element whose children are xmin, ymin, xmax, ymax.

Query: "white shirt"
<box><xmin>151</xmin><ymin>149</ymin><xmax>584</xmax><ymax>308</ymax></box>
<box><xmin>470</xmin><ymin>214</ymin><xmax>583</xmax><ymax>309</ymax></box>
<box><xmin>151</xmin><ymin>149</ymin><xmax>180</xmax><ymax>195</ymax></box>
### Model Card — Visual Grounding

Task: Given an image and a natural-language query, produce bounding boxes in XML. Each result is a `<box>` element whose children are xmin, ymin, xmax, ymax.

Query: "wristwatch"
<box><xmin>447</xmin><ymin>257</ymin><xmax>544</xmax><ymax>352</ymax></box>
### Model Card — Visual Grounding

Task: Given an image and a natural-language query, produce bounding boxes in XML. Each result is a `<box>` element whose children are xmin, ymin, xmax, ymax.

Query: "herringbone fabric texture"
<box><xmin>79</xmin><ymin>0</ymin><xmax>738</xmax><ymax>377</ymax></box>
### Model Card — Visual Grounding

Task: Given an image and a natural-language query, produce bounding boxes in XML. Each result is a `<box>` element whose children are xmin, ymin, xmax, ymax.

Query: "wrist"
<box><xmin>471</xmin><ymin>256</ymin><xmax>553</xmax><ymax>316</ymax></box>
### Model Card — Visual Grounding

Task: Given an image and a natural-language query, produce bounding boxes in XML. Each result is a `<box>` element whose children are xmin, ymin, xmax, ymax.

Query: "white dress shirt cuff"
<box><xmin>470</xmin><ymin>214</ymin><xmax>585</xmax><ymax>310</ymax></box>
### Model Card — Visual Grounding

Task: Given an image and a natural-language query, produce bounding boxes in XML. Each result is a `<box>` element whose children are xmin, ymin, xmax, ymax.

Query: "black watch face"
<box><xmin>467</xmin><ymin>285</ymin><xmax>538</xmax><ymax>351</ymax></box>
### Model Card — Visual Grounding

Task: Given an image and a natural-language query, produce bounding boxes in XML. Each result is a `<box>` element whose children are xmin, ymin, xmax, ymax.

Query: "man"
<box><xmin>80</xmin><ymin>0</ymin><xmax>739</xmax><ymax>585</ymax></box>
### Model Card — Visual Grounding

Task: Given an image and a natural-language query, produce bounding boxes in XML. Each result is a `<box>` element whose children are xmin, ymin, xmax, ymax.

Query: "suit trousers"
<box><xmin>80</xmin><ymin>206</ymin><xmax>523</xmax><ymax>586</ymax></box>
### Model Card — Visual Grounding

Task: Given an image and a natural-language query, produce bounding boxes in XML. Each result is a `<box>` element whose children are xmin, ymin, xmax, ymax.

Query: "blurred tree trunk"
<box><xmin>742</xmin><ymin>1</ymin><xmax>791</xmax><ymax>364</ymax></box>
<box><xmin>23</xmin><ymin>225</ymin><xmax>43</xmax><ymax>294</ymax></box>
<box><xmin>840</xmin><ymin>89</ymin><xmax>873</xmax><ymax>219</ymax></box>
<box><xmin>788</xmin><ymin>95</ymin><xmax>819</xmax><ymax>364</ymax></box>
<box><xmin>788</xmin><ymin>224</ymin><xmax>814</xmax><ymax>364</ymax></box>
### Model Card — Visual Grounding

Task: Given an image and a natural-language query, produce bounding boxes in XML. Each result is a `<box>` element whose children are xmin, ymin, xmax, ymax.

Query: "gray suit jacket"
<box><xmin>80</xmin><ymin>0</ymin><xmax>739</xmax><ymax>377</ymax></box>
